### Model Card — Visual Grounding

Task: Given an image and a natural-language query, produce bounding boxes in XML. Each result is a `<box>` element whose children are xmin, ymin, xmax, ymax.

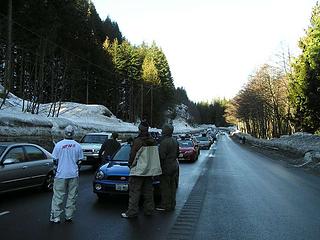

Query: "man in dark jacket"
<box><xmin>121</xmin><ymin>121</ymin><xmax>157</xmax><ymax>218</ymax></box>
<box><xmin>157</xmin><ymin>123</ymin><xmax>179</xmax><ymax>212</ymax></box>
<box><xmin>99</xmin><ymin>132</ymin><xmax>121</xmax><ymax>164</ymax></box>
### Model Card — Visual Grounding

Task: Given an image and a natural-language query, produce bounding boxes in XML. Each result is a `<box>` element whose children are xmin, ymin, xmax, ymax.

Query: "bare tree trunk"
<box><xmin>150</xmin><ymin>85</ymin><xmax>153</xmax><ymax>126</ymax></box>
<box><xmin>0</xmin><ymin>0</ymin><xmax>12</xmax><ymax>110</ymax></box>
<box><xmin>36</xmin><ymin>38</ymin><xmax>47</xmax><ymax>114</ymax></box>
<box><xmin>31</xmin><ymin>53</ymin><xmax>39</xmax><ymax>114</ymax></box>
<box><xmin>56</xmin><ymin>58</ymin><xmax>68</xmax><ymax>117</ymax></box>
<box><xmin>140</xmin><ymin>83</ymin><xmax>144</xmax><ymax>120</ymax></box>
<box><xmin>130</xmin><ymin>80</ymin><xmax>134</xmax><ymax>122</ymax></box>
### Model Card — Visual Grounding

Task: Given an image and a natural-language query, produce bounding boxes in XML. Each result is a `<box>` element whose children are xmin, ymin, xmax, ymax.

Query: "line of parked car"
<box><xmin>93</xmin><ymin>131</ymin><xmax>216</xmax><ymax>199</ymax></box>
<box><xmin>0</xmin><ymin>129</ymin><xmax>217</xmax><ymax>198</ymax></box>
<box><xmin>174</xmin><ymin>132</ymin><xmax>216</xmax><ymax>162</ymax></box>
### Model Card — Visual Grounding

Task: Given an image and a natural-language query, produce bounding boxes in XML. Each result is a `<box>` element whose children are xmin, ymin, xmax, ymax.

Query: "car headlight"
<box><xmin>95</xmin><ymin>170</ymin><xmax>105</xmax><ymax>180</ymax></box>
<box><xmin>93</xmin><ymin>149</ymin><xmax>99</xmax><ymax>154</ymax></box>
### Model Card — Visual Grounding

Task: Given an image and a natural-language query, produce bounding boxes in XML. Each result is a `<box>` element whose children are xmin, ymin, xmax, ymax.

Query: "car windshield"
<box><xmin>178</xmin><ymin>140</ymin><xmax>193</xmax><ymax>147</ymax></box>
<box><xmin>196</xmin><ymin>137</ymin><xmax>209</xmax><ymax>141</ymax></box>
<box><xmin>81</xmin><ymin>135</ymin><xmax>108</xmax><ymax>144</ymax></box>
<box><xmin>0</xmin><ymin>145</ymin><xmax>7</xmax><ymax>156</ymax></box>
<box><xmin>112</xmin><ymin>144</ymin><xmax>131</xmax><ymax>162</ymax></box>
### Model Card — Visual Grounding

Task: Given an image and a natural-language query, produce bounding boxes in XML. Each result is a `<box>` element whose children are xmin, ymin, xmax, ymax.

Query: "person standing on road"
<box><xmin>49</xmin><ymin>125</ymin><xmax>84</xmax><ymax>224</ymax></box>
<box><xmin>121</xmin><ymin>121</ymin><xmax>162</xmax><ymax>218</ymax></box>
<box><xmin>99</xmin><ymin>132</ymin><xmax>121</xmax><ymax>164</ymax></box>
<box><xmin>157</xmin><ymin>123</ymin><xmax>179</xmax><ymax>212</ymax></box>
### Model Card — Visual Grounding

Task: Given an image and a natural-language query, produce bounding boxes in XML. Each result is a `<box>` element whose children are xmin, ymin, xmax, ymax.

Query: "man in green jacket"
<box><xmin>121</xmin><ymin>120</ymin><xmax>158</xmax><ymax>218</ymax></box>
<box><xmin>157</xmin><ymin>123</ymin><xmax>180</xmax><ymax>212</ymax></box>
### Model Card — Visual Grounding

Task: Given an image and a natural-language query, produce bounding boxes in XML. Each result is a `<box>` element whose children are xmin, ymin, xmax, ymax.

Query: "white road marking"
<box><xmin>0</xmin><ymin>211</ymin><xmax>10</xmax><ymax>216</ymax></box>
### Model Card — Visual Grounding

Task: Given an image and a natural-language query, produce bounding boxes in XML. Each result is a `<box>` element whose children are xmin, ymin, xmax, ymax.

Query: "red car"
<box><xmin>177</xmin><ymin>139</ymin><xmax>198</xmax><ymax>162</ymax></box>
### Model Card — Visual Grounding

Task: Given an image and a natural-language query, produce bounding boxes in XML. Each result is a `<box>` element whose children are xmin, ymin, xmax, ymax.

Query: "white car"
<box><xmin>79</xmin><ymin>132</ymin><xmax>112</xmax><ymax>167</ymax></box>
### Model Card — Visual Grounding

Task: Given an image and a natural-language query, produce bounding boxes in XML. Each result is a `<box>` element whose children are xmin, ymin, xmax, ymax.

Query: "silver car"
<box><xmin>195</xmin><ymin>136</ymin><xmax>212</xmax><ymax>150</ymax></box>
<box><xmin>0</xmin><ymin>142</ymin><xmax>55</xmax><ymax>194</ymax></box>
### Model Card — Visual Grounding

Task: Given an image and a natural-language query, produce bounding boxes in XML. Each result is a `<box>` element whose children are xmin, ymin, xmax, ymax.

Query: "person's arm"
<box><xmin>51</xmin><ymin>144</ymin><xmax>60</xmax><ymax>174</ymax></box>
<box><xmin>99</xmin><ymin>141</ymin><xmax>107</xmax><ymax>159</ymax></box>
<box><xmin>159</xmin><ymin>142</ymin><xmax>165</xmax><ymax>161</ymax></box>
<box><xmin>116</xmin><ymin>141</ymin><xmax>121</xmax><ymax>151</ymax></box>
<box><xmin>175</xmin><ymin>139</ymin><xmax>180</xmax><ymax>158</ymax></box>
<box><xmin>128</xmin><ymin>139</ymin><xmax>142</xmax><ymax>167</ymax></box>
<box><xmin>159</xmin><ymin>139</ymin><xmax>168</xmax><ymax>165</ymax></box>
<box><xmin>76</xmin><ymin>144</ymin><xmax>84</xmax><ymax>166</ymax></box>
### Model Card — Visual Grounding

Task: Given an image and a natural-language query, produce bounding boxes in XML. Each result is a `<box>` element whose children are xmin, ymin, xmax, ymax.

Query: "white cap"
<box><xmin>64</xmin><ymin>125</ymin><xmax>75</xmax><ymax>138</ymax></box>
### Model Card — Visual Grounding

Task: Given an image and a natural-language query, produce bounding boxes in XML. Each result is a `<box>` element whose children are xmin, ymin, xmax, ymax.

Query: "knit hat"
<box><xmin>138</xmin><ymin>120</ymin><xmax>149</xmax><ymax>132</ymax></box>
<box><xmin>161</xmin><ymin>123</ymin><xmax>174</xmax><ymax>136</ymax></box>
<box><xmin>112</xmin><ymin>132</ymin><xmax>119</xmax><ymax>139</ymax></box>
<box><xmin>64</xmin><ymin>125</ymin><xmax>75</xmax><ymax>138</ymax></box>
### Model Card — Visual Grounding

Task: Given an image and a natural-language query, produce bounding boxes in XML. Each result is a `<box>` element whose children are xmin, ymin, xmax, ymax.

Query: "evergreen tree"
<box><xmin>290</xmin><ymin>2</ymin><xmax>320</xmax><ymax>133</ymax></box>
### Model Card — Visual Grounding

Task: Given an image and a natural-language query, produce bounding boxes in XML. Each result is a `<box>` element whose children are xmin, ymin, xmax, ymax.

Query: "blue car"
<box><xmin>93</xmin><ymin>143</ymin><xmax>161</xmax><ymax>199</ymax></box>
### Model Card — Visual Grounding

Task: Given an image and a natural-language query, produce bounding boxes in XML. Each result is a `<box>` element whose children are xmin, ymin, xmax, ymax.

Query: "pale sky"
<box><xmin>92</xmin><ymin>0</ymin><xmax>316</xmax><ymax>102</ymax></box>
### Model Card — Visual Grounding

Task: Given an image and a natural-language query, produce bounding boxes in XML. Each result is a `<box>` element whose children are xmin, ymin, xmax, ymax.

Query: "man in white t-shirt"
<box><xmin>49</xmin><ymin>125</ymin><xmax>84</xmax><ymax>224</ymax></box>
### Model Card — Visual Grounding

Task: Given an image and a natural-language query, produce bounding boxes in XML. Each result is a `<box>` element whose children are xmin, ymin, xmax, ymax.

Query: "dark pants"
<box><xmin>126</xmin><ymin>176</ymin><xmax>154</xmax><ymax>217</ymax></box>
<box><xmin>159</xmin><ymin>174</ymin><xmax>177</xmax><ymax>211</ymax></box>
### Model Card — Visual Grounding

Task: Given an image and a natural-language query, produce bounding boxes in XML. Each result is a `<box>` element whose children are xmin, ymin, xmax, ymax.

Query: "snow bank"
<box><xmin>0</xmin><ymin>85</ymin><xmax>211</xmax><ymax>150</ymax></box>
<box><xmin>234</xmin><ymin>132</ymin><xmax>320</xmax><ymax>170</ymax></box>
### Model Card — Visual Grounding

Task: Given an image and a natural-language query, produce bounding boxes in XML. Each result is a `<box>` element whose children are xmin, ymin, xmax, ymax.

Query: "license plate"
<box><xmin>179</xmin><ymin>153</ymin><xmax>183</xmax><ymax>158</ymax></box>
<box><xmin>115</xmin><ymin>184</ymin><xmax>128</xmax><ymax>191</ymax></box>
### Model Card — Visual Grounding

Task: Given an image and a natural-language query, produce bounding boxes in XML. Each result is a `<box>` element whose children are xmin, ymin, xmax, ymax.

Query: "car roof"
<box><xmin>0</xmin><ymin>142</ymin><xmax>38</xmax><ymax>146</ymax></box>
<box><xmin>85</xmin><ymin>132</ymin><xmax>112</xmax><ymax>136</ymax></box>
<box><xmin>0</xmin><ymin>142</ymin><xmax>48</xmax><ymax>151</ymax></box>
<box><xmin>0</xmin><ymin>142</ymin><xmax>17</xmax><ymax>146</ymax></box>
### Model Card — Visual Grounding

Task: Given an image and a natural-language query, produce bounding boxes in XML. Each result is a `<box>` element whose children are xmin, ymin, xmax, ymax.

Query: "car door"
<box><xmin>23</xmin><ymin>145</ymin><xmax>53</xmax><ymax>186</ymax></box>
<box><xmin>0</xmin><ymin>146</ymin><xmax>29</xmax><ymax>193</ymax></box>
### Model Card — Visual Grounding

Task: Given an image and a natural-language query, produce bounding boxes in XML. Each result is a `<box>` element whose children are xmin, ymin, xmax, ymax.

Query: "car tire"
<box><xmin>43</xmin><ymin>172</ymin><xmax>54</xmax><ymax>191</ymax></box>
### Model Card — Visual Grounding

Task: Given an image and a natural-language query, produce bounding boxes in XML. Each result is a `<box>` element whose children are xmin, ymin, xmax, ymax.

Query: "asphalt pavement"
<box><xmin>1</xmin><ymin>135</ymin><xmax>320</xmax><ymax>240</ymax></box>
<box><xmin>0</xmin><ymin>143</ymin><xmax>213</xmax><ymax>240</ymax></box>
<box><xmin>192</xmin><ymin>134</ymin><xmax>320</xmax><ymax>240</ymax></box>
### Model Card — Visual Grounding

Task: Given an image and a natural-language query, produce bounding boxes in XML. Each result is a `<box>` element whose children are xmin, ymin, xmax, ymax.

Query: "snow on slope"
<box><xmin>0</xmin><ymin>84</ymin><xmax>203</xmax><ymax>137</ymax></box>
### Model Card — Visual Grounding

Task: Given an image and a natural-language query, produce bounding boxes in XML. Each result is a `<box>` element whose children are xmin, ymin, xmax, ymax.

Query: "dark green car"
<box><xmin>0</xmin><ymin>142</ymin><xmax>55</xmax><ymax>194</ymax></box>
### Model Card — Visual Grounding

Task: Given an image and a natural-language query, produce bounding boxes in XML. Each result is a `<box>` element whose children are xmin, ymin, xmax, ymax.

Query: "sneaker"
<box><xmin>49</xmin><ymin>217</ymin><xmax>61</xmax><ymax>224</ymax></box>
<box><xmin>155</xmin><ymin>207</ymin><xmax>166</xmax><ymax>211</ymax></box>
<box><xmin>121</xmin><ymin>212</ymin><xmax>137</xmax><ymax>219</ymax></box>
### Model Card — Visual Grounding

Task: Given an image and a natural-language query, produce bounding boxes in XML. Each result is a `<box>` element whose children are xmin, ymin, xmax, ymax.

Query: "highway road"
<box><xmin>1</xmin><ymin>134</ymin><xmax>320</xmax><ymax>240</ymax></box>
